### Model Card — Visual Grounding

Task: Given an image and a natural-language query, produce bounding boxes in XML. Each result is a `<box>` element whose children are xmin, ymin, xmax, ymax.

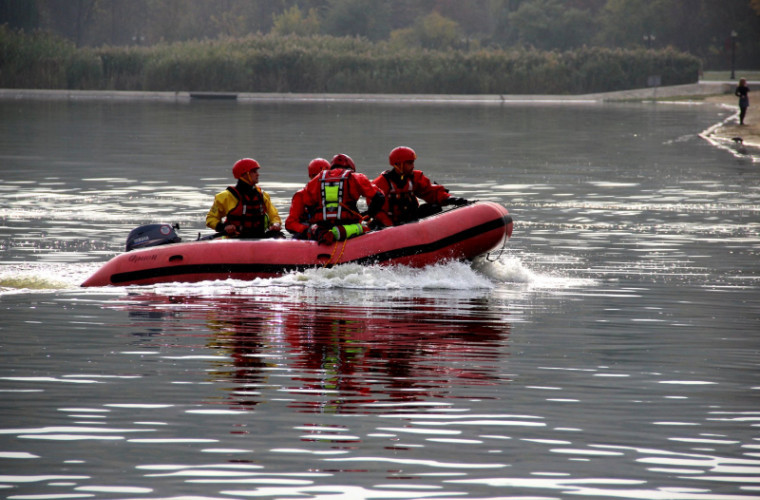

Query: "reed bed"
<box><xmin>1</xmin><ymin>28</ymin><xmax>700</xmax><ymax>94</ymax></box>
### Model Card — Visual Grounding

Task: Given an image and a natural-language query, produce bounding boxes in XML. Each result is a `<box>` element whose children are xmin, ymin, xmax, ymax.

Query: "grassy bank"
<box><xmin>1</xmin><ymin>27</ymin><xmax>701</xmax><ymax>95</ymax></box>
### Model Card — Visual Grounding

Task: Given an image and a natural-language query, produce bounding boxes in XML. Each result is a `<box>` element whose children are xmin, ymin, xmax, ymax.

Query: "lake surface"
<box><xmin>1</xmin><ymin>97</ymin><xmax>759</xmax><ymax>500</ymax></box>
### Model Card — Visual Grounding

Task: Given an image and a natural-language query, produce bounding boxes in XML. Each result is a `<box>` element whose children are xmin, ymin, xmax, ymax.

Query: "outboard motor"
<box><xmin>126</xmin><ymin>223</ymin><xmax>181</xmax><ymax>251</ymax></box>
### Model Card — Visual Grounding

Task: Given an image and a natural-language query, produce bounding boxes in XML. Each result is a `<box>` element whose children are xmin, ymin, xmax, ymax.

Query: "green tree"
<box><xmin>390</xmin><ymin>11</ymin><xmax>462</xmax><ymax>50</ymax></box>
<box><xmin>419</xmin><ymin>11</ymin><xmax>461</xmax><ymax>49</ymax></box>
<box><xmin>431</xmin><ymin>0</ymin><xmax>490</xmax><ymax>36</ymax></box>
<box><xmin>37</xmin><ymin>0</ymin><xmax>100</xmax><ymax>47</ymax></box>
<box><xmin>596</xmin><ymin>0</ymin><xmax>759</xmax><ymax>69</ymax></box>
<box><xmin>0</xmin><ymin>0</ymin><xmax>40</xmax><ymax>31</ymax></box>
<box><xmin>322</xmin><ymin>0</ymin><xmax>391</xmax><ymax>40</ymax></box>
<box><xmin>508</xmin><ymin>0</ymin><xmax>596</xmax><ymax>50</ymax></box>
<box><xmin>486</xmin><ymin>0</ymin><xmax>521</xmax><ymax>46</ymax></box>
<box><xmin>90</xmin><ymin>0</ymin><xmax>148</xmax><ymax>46</ymax></box>
<box><xmin>597</xmin><ymin>0</ymin><xmax>667</xmax><ymax>48</ymax></box>
<box><xmin>271</xmin><ymin>5</ymin><xmax>321</xmax><ymax>36</ymax></box>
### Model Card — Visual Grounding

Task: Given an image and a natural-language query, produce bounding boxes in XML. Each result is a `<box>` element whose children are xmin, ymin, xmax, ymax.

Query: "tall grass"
<box><xmin>1</xmin><ymin>28</ymin><xmax>700</xmax><ymax>94</ymax></box>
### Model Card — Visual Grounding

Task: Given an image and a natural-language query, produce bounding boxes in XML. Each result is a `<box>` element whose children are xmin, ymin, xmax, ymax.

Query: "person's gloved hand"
<box><xmin>368</xmin><ymin>218</ymin><xmax>386</xmax><ymax>231</ymax></box>
<box><xmin>318</xmin><ymin>229</ymin><xmax>335</xmax><ymax>245</ymax></box>
<box><xmin>445</xmin><ymin>197</ymin><xmax>470</xmax><ymax>207</ymax></box>
<box><xmin>308</xmin><ymin>224</ymin><xmax>335</xmax><ymax>244</ymax></box>
<box><xmin>265</xmin><ymin>229</ymin><xmax>285</xmax><ymax>239</ymax></box>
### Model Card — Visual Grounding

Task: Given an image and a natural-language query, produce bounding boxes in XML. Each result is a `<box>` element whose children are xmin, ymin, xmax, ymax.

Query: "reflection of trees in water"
<box><xmin>116</xmin><ymin>293</ymin><xmax>511</xmax><ymax>414</ymax></box>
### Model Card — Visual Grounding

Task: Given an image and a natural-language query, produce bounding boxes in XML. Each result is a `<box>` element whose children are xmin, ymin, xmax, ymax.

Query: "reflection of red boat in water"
<box><xmin>115</xmin><ymin>292</ymin><xmax>512</xmax><ymax>413</ymax></box>
<box><xmin>82</xmin><ymin>202</ymin><xmax>513</xmax><ymax>287</ymax></box>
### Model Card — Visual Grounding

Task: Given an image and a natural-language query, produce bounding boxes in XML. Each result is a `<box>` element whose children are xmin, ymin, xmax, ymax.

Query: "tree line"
<box><xmin>0</xmin><ymin>25</ymin><xmax>700</xmax><ymax>94</ymax></box>
<box><xmin>1</xmin><ymin>0</ymin><xmax>758</xmax><ymax>70</ymax></box>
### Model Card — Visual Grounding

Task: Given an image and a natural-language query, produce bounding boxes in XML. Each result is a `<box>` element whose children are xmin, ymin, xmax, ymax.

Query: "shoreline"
<box><xmin>0</xmin><ymin>82</ymin><xmax>738</xmax><ymax>104</ymax></box>
<box><xmin>699</xmin><ymin>94</ymin><xmax>760</xmax><ymax>157</ymax></box>
<box><xmin>2</xmin><ymin>81</ymin><xmax>757</xmax><ymax>159</ymax></box>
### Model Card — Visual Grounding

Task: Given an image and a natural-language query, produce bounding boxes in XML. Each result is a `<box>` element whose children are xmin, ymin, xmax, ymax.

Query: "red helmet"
<box><xmin>308</xmin><ymin>158</ymin><xmax>330</xmax><ymax>178</ymax></box>
<box><xmin>330</xmin><ymin>153</ymin><xmax>356</xmax><ymax>170</ymax></box>
<box><xmin>232</xmin><ymin>158</ymin><xmax>260</xmax><ymax>179</ymax></box>
<box><xmin>389</xmin><ymin>146</ymin><xmax>416</xmax><ymax>166</ymax></box>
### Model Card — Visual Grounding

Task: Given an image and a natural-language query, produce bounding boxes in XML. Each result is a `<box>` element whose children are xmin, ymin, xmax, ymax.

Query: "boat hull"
<box><xmin>81</xmin><ymin>202</ymin><xmax>513</xmax><ymax>287</ymax></box>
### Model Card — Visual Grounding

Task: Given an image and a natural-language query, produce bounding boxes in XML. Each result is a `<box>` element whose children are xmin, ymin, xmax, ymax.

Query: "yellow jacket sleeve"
<box><xmin>206</xmin><ymin>190</ymin><xmax>237</xmax><ymax>231</ymax></box>
<box><xmin>261</xmin><ymin>189</ymin><xmax>281</xmax><ymax>227</ymax></box>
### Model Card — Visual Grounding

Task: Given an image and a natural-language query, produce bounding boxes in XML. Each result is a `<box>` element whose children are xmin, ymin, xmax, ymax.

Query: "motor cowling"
<box><xmin>126</xmin><ymin>223</ymin><xmax>181</xmax><ymax>251</ymax></box>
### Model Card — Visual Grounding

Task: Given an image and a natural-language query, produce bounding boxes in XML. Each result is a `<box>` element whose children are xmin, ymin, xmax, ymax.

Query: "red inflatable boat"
<box><xmin>81</xmin><ymin>201</ymin><xmax>513</xmax><ymax>287</ymax></box>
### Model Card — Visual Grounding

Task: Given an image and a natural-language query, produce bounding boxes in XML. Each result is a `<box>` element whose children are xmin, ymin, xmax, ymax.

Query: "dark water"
<box><xmin>1</xmin><ymin>98</ymin><xmax>759</xmax><ymax>499</ymax></box>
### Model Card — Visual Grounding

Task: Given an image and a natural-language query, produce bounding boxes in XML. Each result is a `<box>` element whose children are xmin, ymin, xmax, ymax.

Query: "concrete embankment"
<box><xmin>0</xmin><ymin>81</ymin><xmax>737</xmax><ymax>104</ymax></box>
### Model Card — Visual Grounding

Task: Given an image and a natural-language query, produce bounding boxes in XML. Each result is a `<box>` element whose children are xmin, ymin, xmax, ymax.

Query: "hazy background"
<box><xmin>2</xmin><ymin>0</ymin><xmax>759</xmax><ymax>71</ymax></box>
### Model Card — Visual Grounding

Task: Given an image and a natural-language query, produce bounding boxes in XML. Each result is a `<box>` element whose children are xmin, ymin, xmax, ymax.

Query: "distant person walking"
<box><xmin>735</xmin><ymin>78</ymin><xmax>750</xmax><ymax>125</ymax></box>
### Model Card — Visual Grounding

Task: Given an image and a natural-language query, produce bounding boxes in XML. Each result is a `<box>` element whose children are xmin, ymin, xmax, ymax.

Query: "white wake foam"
<box><xmin>0</xmin><ymin>254</ymin><xmax>596</xmax><ymax>296</ymax></box>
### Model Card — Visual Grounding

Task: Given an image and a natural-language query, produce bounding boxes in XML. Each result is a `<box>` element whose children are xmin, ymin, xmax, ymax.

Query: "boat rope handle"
<box><xmin>484</xmin><ymin>230</ymin><xmax>510</xmax><ymax>262</ymax></box>
<box><xmin>335</xmin><ymin>238</ymin><xmax>348</xmax><ymax>263</ymax></box>
<box><xmin>322</xmin><ymin>241</ymin><xmax>339</xmax><ymax>268</ymax></box>
<box><xmin>322</xmin><ymin>237</ymin><xmax>347</xmax><ymax>268</ymax></box>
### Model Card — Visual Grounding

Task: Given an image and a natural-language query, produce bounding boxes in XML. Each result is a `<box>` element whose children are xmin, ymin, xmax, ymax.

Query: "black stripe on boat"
<box><xmin>108</xmin><ymin>214</ymin><xmax>512</xmax><ymax>285</ymax></box>
<box><xmin>353</xmin><ymin>213</ymin><xmax>511</xmax><ymax>265</ymax></box>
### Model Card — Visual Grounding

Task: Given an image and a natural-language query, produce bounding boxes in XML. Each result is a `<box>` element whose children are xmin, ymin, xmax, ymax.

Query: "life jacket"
<box><xmin>314</xmin><ymin>169</ymin><xmax>361</xmax><ymax>224</ymax></box>
<box><xmin>382</xmin><ymin>170</ymin><xmax>419</xmax><ymax>224</ymax></box>
<box><xmin>224</xmin><ymin>185</ymin><xmax>268</xmax><ymax>237</ymax></box>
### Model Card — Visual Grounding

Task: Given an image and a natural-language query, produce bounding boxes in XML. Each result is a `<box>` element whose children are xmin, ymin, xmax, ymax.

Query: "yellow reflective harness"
<box><xmin>317</xmin><ymin>169</ymin><xmax>366</xmax><ymax>267</ymax></box>
<box><xmin>320</xmin><ymin>169</ymin><xmax>350</xmax><ymax>221</ymax></box>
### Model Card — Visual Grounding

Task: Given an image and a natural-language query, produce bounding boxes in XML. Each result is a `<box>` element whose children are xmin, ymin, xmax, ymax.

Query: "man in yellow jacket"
<box><xmin>206</xmin><ymin>158</ymin><xmax>282</xmax><ymax>238</ymax></box>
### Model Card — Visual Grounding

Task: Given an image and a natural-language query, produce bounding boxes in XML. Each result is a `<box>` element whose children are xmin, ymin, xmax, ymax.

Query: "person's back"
<box><xmin>285</xmin><ymin>158</ymin><xmax>330</xmax><ymax>238</ymax></box>
<box><xmin>301</xmin><ymin>154</ymin><xmax>386</xmax><ymax>243</ymax></box>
